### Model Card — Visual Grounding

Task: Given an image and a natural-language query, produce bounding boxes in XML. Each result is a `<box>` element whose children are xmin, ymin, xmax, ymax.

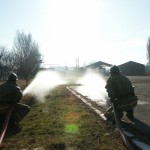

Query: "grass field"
<box><xmin>1</xmin><ymin>83</ymin><xmax>126</xmax><ymax>150</ymax></box>
<box><xmin>1</xmin><ymin>75</ymin><xmax>150</xmax><ymax>150</ymax></box>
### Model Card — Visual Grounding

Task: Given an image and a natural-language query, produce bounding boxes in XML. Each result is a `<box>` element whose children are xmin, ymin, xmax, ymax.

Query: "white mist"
<box><xmin>23</xmin><ymin>70</ymin><xmax>66</xmax><ymax>102</ymax></box>
<box><xmin>75</xmin><ymin>69</ymin><xmax>107</xmax><ymax>106</ymax></box>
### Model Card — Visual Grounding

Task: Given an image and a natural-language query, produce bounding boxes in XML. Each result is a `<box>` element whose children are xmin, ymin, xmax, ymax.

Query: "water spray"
<box><xmin>23</xmin><ymin>70</ymin><xmax>66</xmax><ymax>102</ymax></box>
<box><xmin>75</xmin><ymin>69</ymin><xmax>107</xmax><ymax>106</ymax></box>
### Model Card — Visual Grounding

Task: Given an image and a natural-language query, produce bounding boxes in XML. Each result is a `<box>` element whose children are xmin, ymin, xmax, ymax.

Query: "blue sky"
<box><xmin>0</xmin><ymin>0</ymin><xmax>150</xmax><ymax>67</ymax></box>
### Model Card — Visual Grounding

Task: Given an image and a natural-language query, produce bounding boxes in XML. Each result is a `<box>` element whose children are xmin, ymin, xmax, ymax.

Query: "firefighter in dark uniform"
<box><xmin>104</xmin><ymin>65</ymin><xmax>138</xmax><ymax>122</ymax></box>
<box><xmin>0</xmin><ymin>72</ymin><xmax>30</xmax><ymax>125</ymax></box>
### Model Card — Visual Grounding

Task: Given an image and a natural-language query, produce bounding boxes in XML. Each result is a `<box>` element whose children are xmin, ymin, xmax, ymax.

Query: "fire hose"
<box><xmin>0</xmin><ymin>104</ymin><xmax>14</xmax><ymax>148</ymax></box>
<box><xmin>111</xmin><ymin>102</ymin><xmax>134</xmax><ymax>150</ymax></box>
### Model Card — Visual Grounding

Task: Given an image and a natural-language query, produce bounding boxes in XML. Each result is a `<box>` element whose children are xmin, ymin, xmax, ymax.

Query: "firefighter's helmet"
<box><xmin>110</xmin><ymin>65</ymin><xmax>120</xmax><ymax>74</ymax></box>
<box><xmin>8</xmin><ymin>72</ymin><xmax>18</xmax><ymax>81</ymax></box>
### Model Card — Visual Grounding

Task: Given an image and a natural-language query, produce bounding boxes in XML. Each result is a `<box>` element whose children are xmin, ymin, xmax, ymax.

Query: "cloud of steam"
<box><xmin>23</xmin><ymin>70</ymin><xmax>66</xmax><ymax>102</ymax></box>
<box><xmin>75</xmin><ymin>69</ymin><xmax>107</xmax><ymax>106</ymax></box>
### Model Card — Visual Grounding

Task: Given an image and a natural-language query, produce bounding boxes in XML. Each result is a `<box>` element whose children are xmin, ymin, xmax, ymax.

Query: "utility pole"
<box><xmin>75</xmin><ymin>58</ymin><xmax>79</xmax><ymax>68</ymax></box>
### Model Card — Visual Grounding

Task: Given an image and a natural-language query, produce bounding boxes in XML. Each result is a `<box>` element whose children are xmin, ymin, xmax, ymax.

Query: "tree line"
<box><xmin>146</xmin><ymin>38</ymin><xmax>150</xmax><ymax>73</ymax></box>
<box><xmin>0</xmin><ymin>31</ymin><xmax>41</xmax><ymax>84</ymax></box>
<box><xmin>1</xmin><ymin>31</ymin><xmax>150</xmax><ymax>80</ymax></box>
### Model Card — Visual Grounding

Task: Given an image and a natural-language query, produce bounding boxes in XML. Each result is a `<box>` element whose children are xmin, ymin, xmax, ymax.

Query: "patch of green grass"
<box><xmin>65</xmin><ymin>124</ymin><xmax>79</xmax><ymax>134</ymax></box>
<box><xmin>2</xmin><ymin>85</ymin><xmax>125</xmax><ymax>150</ymax></box>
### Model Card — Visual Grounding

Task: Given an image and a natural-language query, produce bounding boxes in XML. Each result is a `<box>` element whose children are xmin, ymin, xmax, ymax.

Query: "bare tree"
<box><xmin>146</xmin><ymin>37</ymin><xmax>150</xmax><ymax>73</ymax></box>
<box><xmin>13</xmin><ymin>31</ymin><xmax>41</xmax><ymax>85</ymax></box>
<box><xmin>0</xmin><ymin>46</ymin><xmax>11</xmax><ymax>80</ymax></box>
<box><xmin>147</xmin><ymin>37</ymin><xmax>150</xmax><ymax>66</ymax></box>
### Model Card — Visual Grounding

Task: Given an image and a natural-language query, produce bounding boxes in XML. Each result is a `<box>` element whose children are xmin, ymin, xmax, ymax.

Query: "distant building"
<box><xmin>118</xmin><ymin>61</ymin><xmax>145</xmax><ymax>76</ymax></box>
<box><xmin>85</xmin><ymin>61</ymin><xmax>112</xmax><ymax>75</ymax></box>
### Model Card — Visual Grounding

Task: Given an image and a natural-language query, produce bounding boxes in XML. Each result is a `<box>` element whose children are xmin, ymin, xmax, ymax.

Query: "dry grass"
<box><xmin>1</xmin><ymin>85</ymin><xmax>125</xmax><ymax>150</ymax></box>
<box><xmin>2</xmin><ymin>75</ymin><xmax>150</xmax><ymax>150</ymax></box>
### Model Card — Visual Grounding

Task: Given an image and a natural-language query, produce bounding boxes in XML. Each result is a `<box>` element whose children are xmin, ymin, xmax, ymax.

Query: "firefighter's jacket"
<box><xmin>0</xmin><ymin>81</ymin><xmax>22</xmax><ymax>114</ymax></box>
<box><xmin>105</xmin><ymin>74</ymin><xmax>138</xmax><ymax>110</ymax></box>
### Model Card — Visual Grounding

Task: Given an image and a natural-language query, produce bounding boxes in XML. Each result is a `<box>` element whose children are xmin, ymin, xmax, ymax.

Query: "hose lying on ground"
<box><xmin>112</xmin><ymin>102</ymin><xmax>134</xmax><ymax>150</ymax></box>
<box><xmin>0</xmin><ymin>104</ymin><xmax>14</xmax><ymax>148</ymax></box>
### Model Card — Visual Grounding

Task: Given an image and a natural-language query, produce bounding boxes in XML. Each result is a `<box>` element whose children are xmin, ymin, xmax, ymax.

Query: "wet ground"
<box><xmin>134</xmin><ymin>84</ymin><xmax>150</xmax><ymax>126</ymax></box>
<box><xmin>72</xmin><ymin>80</ymin><xmax>150</xmax><ymax>148</ymax></box>
<box><xmin>74</xmin><ymin>75</ymin><xmax>150</xmax><ymax>127</ymax></box>
<box><xmin>69</xmin><ymin>84</ymin><xmax>150</xmax><ymax>150</ymax></box>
